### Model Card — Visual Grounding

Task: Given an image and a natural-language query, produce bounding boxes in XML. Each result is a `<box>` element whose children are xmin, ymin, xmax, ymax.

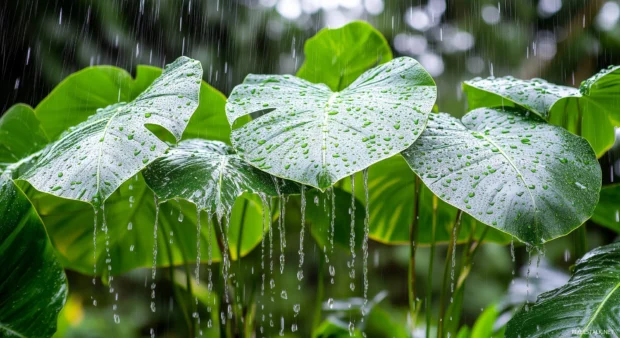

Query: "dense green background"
<box><xmin>1</xmin><ymin>1</ymin><xmax>620</xmax><ymax>337</ymax></box>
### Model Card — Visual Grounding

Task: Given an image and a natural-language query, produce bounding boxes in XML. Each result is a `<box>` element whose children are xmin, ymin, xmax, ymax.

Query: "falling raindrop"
<box><xmin>150</xmin><ymin>197</ymin><xmax>160</xmax><ymax>314</ymax></box>
<box><xmin>362</xmin><ymin>169</ymin><xmax>370</xmax><ymax>313</ymax></box>
<box><xmin>297</xmin><ymin>186</ymin><xmax>306</xmax><ymax>284</ymax></box>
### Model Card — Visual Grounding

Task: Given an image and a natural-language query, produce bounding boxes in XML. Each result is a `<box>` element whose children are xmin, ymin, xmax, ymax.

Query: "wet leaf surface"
<box><xmin>506</xmin><ymin>242</ymin><xmax>620</xmax><ymax>338</ymax></box>
<box><xmin>463</xmin><ymin>66</ymin><xmax>620</xmax><ymax>157</ymax></box>
<box><xmin>227</xmin><ymin>57</ymin><xmax>436</xmax><ymax>190</ymax></box>
<box><xmin>403</xmin><ymin>108</ymin><xmax>601</xmax><ymax>244</ymax></box>
<box><xmin>20</xmin><ymin>57</ymin><xmax>202</xmax><ymax>206</ymax></box>
<box><xmin>144</xmin><ymin>138</ymin><xmax>296</xmax><ymax>219</ymax></box>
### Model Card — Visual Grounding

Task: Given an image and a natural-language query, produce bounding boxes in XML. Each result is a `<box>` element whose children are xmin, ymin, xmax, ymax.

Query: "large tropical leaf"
<box><xmin>342</xmin><ymin>155</ymin><xmax>511</xmax><ymax>245</ymax></box>
<box><xmin>20</xmin><ymin>56</ymin><xmax>202</xmax><ymax>206</ymax></box>
<box><xmin>226</xmin><ymin>57</ymin><xmax>436</xmax><ymax>190</ymax></box>
<box><xmin>34</xmin><ymin>62</ymin><xmax>232</xmax><ymax>144</ymax></box>
<box><xmin>0</xmin><ymin>104</ymin><xmax>49</xmax><ymax>168</ymax></box>
<box><xmin>35</xmin><ymin>65</ymin><xmax>162</xmax><ymax>140</ymax></box>
<box><xmin>144</xmin><ymin>139</ymin><xmax>295</xmax><ymax>219</ymax></box>
<box><xmin>0</xmin><ymin>175</ymin><xmax>67</xmax><ymax>337</ymax></box>
<box><xmin>463</xmin><ymin>66</ymin><xmax>620</xmax><ymax>157</ymax></box>
<box><xmin>402</xmin><ymin>109</ymin><xmax>601</xmax><ymax>244</ymax></box>
<box><xmin>506</xmin><ymin>242</ymin><xmax>620</xmax><ymax>337</ymax></box>
<box><xmin>296</xmin><ymin>21</ymin><xmax>392</xmax><ymax>92</ymax></box>
<box><xmin>592</xmin><ymin>184</ymin><xmax>620</xmax><ymax>232</ymax></box>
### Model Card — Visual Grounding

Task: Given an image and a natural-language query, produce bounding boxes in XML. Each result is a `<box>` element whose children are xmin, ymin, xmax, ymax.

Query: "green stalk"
<box><xmin>312</xmin><ymin>252</ymin><xmax>325</xmax><ymax>333</ymax></box>
<box><xmin>161</xmin><ymin>226</ymin><xmax>193</xmax><ymax>335</ymax></box>
<box><xmin>425</xmin><ymin>195</ymin><xmax>438</xmax><ymax>338</ymax></box>
<box><xmin>408</xmin><ymin>176</ymin><xmax>421</xmax><ymax>328</ymax></box>
<box><xmin>235</xmin><ymin>199</ymin><xmax>249</xmax><ymax>335</ymax></box>
<box><xmin>573</xmin><ymin>224</ymin><xmax>587</xmax><ymax>259</ymax></box>
<box><xmin>437</xmin><ymin>210</ymin><xmax>463</xmax><ymax>338</ymax></box>
<box><xmin>446</xmin><ymin>224</ymin><xmax>489</xmax><ymax>335</ymax></box>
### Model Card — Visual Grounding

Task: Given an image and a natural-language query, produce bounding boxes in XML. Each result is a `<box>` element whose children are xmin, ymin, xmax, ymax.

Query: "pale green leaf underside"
<box><xmin>226</xmin><ymin>57</ymin><xmax>436</xmax><ymax>190</ymax></box>
<box><xmin>402</xmin><ymin>109</ymin><xmax>601</xmax><ymax>245</ymax></box>
<box><xmin>19</xmin><ymin>56</ymin><xmax>202</xmax><ymax>205</ymax></box>
<box><xmin>463</xmin><ymin>66</ymin><xmax>620</xmax><ymax>157</ymax></box>
<box><xmin>144</xmin><ymin>139</ymin><xmax>296</xmax><ymax>219</ymax></box>
<box><xmin>506</xmin><ymin>242</ymin><xmax>620</xmax><ymax>338</ymax></box>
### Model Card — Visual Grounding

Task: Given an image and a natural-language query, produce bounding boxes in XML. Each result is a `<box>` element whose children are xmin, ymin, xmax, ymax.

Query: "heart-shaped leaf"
<box><xmin>144</xmin><ymin>139</ymin><xmax>296</xmax><ymax>219</ymax></box>
<box><xmin>35</xmin><ymin>65</ymin><xmax>162</xmax><ymax>141</ymax></box>
<box><xmin>402</xmin><ymin>109</ymin><xmax>601</xmax><ymax>244</ymax></box>
<box><xmin>226</xmin><ymin>57</ymin><xmax>436</xmax><ymax>190</ymax></box>
<box><xmin>0</xmin><ymin>175</ymin><xmax>67</xmax><ymax>337</ymax></box>
<box><xmin>20</xmin><ymin>56</ymin><xmax>202</xmax><ymax>206</ymax></box>
<box><xmin>296</xmin><ymin>21</ymin><xmax>392</xmax><ymax>91</ymax></box>
<box><xmin>506</xmin><ymin>242</ymin><xmax>620</xmax><ymax>338</ymax></box>
<box><xmin>463</xmin><ymin>66</ymin><xmax>620</xmax><ymax>157</ymax></box>
<box><xmin>343</xmin><ymin>155</ymin><xmax>511</xmax><ymax>245</ymax></box>
<box><xmin>0</xmin><ymin>104</ymin><xmax>49</xmax><ymax>168</ymax></box>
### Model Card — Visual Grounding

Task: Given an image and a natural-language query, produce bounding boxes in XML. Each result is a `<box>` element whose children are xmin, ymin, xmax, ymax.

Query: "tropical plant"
<box><xmin>0</xmin><ymin>20</ymin><xmax>617</xmax><ymax>338</ymax></box>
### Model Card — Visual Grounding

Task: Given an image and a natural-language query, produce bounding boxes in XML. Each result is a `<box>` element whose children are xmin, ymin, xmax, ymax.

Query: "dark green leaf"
<box><xmin>506</xmin><ymin>242</ymin><xmax>620</xmax><ymax>338</ymax></box>
<box><xmin>0</xmin><ymin>175</ymin><xmax>67</xmax><ymax>337</ymax></box>
<box><xmin>463</xmin><ymin>66</ymin><xmax>620</xmax><ymax>157</ymax></box>
<box><xmin>402</xmin><ymin>109</ymin><xmax>601</xmax><ymax>244</ymax></box>
<box><xmin>226</xmin><ymin>57</ymin><xmax>436</xmax><ymax>190</ymax></box>
<box><xmin>20</xmin><ymin>57</ymin><xmax>202</xmax><ymax>206</ymax></box>
<box><xmin>144</xmin><ymin>139</ymin><xmax>294</xmax><ymax>219</ymax></box>
<box><xmin>296</xmin><ymin>21</ymin><xmax>392</xmax><ymax>91</ymax></box>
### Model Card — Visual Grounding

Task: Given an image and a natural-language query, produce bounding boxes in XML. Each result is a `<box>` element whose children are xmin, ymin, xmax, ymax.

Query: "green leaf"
<box><xmin>144</xmin><ymin>139</ymin><xmax>294</xmax><ymax>219</ymax></box>
<box><xmin>0</xmin><ymin>175</ymin><xmax>67</xmax><ymax>337</ymax></box>
<box><xmin>0</xmin><ymin>104</ymin><xmax>49</xmax><ymax>167</ymax></box>
<box><xmin>506</xmin><ymin>242</ymin><xmax>620</xmax><ymax>338</ymax></box>
<box><xmin>592</xmin><ymin>184</ymin><xmax>620</xmax><ymax>232</ymax></box>
<box><xmin>296</xmin><ymin>21</ymin><xmax>392</xmax><ymax>91</ymax></box>
<box><xmin>463</xmin><ymin>66</ymin><xmax>620</xmax><ymax>157</ymax></box>
<box><xmin>226</xmin><ymin>57</ymin><xmax>436</xmax><ymax>190</ymax></box>
<box><xmin>342</xmin><ymin>155</ymin><xmax>510</xmax><ymax>245</ymax></box>
<box><xmin>20</xmin><ymin>56</ymin><xmax>202</xmax><ymax>206</ymax></box>
<box><xmin>35</xmin><ymin>65</ymin><xmax>162</xmax><ymax>140</ymax></box>
<box><xmin>471</xmin><ymin>304</ymin><xmax>499</xmax><ymax>338</ymax></box>
<box><xmin>402</xmin><ymin>109</ymin><xmax>601</xmax><ymax>245</ymax></box>
<box><xmin>182</xmin><ymin>82</ymin><xmax>236</xmax><ymax>144</ymax></box>
<box><xmin>313</xmin><ymin>317</ymin><xmax>364</xmax><ymax>338</ymax></box>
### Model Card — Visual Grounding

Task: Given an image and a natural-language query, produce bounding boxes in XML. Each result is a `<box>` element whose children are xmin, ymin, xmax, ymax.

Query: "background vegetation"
<box><xmin>1</xmin><ymin>0</ymin><xmax>619</xmax><ymax>337</ymax></box>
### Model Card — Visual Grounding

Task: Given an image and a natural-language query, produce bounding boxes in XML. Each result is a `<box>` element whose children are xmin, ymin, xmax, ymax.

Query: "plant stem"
<box><xmin>425</xmin><ymin>195</ymin><xmax>438</xmax><ymax>338</ymax></box>
<box><xmin>161</xmin><ymin>226</ymin><xmax>194</xmax><ymax>335</ymax></box>
<box><xmin>408</xmin><ymin>176</ymin><xmax>421</xmax><ymax>328</ymax></box>
<box><xmin>312</xmin><ymin>252</ymin><xmax>325</xmax><ymax>333</ymax></box>
<box><xmin>573</xmin><ymin>224</ymin><xmax>587</xmax><ymax>259</ymax></box>
<box><xmin>437</xmin><ymin>210</ymin><xmax>463</xmax><ymax>338</ymax></box>
<box><xmin>235</xmin><ymin>199</ymin><xmax>249</xmax><ymax>335</ymax></box>
<box><xmin>446</xmin><ymin>224</ymin><xmax>489</xmax><ymax>335</ymax></box>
